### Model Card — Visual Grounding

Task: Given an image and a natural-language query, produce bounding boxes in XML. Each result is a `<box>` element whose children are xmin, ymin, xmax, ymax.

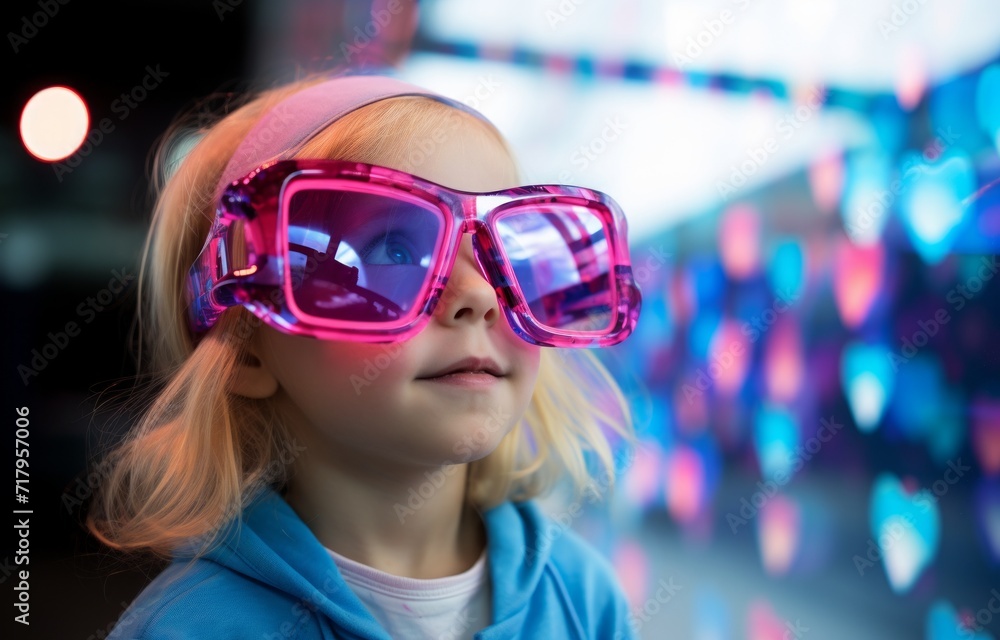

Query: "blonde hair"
<box><xmin>86</xmin><ymin>74</ymin><xmax>637</xmax><ymax>562</ymax></box>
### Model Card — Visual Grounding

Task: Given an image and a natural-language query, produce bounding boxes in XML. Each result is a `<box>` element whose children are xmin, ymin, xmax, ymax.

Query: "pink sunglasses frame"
<box><xmin>187</xmin><ymin>158</ymin><xmax>642</xmax><ymax>347</ymax></box>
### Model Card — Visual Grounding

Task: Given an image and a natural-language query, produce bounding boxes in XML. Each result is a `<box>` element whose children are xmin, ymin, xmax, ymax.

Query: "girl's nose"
<box><xmin>433</xmin><ymin>234</ymin><xmax>501</xmax><ymax>328</ymax></box>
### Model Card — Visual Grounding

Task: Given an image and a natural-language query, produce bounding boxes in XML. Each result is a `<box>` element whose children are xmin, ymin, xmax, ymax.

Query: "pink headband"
<box><xmin>216</xmin><ymin>74</ymin><xmax>491</xmax><ymax>196</ymax></box>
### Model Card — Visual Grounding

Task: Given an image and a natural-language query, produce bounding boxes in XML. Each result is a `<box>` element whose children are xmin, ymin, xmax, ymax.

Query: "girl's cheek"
<box><xmin>321</xmin><ymin>343</ymin><xmax>423</xmax><ymax>397</ymax></box>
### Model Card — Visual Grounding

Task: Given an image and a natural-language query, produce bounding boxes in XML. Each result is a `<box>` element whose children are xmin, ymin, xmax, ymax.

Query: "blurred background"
<box><xmin>4</xmin><ymin>0</ymin><xmax>1000</xmax><ymax>638</ymax></box>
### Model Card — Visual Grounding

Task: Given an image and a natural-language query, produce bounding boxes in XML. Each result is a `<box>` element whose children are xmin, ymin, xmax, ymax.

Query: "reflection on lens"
<box><xmin>287</xmin><ymin>188</ymin><xmax>443</xmax><ymax>323</ymax></box>
<box><xmin>497</xmin><ymin>205</ymin><xmax>613</xmax><ymax>333</ymax></box>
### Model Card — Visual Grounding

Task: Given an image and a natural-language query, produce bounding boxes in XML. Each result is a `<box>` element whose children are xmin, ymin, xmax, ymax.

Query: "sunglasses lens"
<box><xmin>287</xmin><ymin>188</ymin><xmax>444</xmax><ymax>323</ymax></box>
<box><xmin>496</xmin><ymin>205</ymin><xmax>614</xmax><ymax>334</ymax></box>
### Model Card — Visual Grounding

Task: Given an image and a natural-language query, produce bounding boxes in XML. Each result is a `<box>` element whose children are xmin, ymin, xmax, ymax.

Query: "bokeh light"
<box><xmin>19</xmin><ymin>86</ymin><xmax>89</xmax><ymax>161</ymax></box>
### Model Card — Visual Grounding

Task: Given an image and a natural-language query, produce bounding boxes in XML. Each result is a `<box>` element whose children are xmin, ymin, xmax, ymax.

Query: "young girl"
<box><xmin>87</xmin><ymin>71</ymin><xmax>644</xmax><ymax>639</ymax></box>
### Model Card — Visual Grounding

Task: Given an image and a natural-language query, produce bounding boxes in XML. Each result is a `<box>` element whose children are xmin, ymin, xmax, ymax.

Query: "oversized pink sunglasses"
<box><xmin>187</xmin><ymin>157</ymin><xmax>642</xmax><ymax>347</ymax></box>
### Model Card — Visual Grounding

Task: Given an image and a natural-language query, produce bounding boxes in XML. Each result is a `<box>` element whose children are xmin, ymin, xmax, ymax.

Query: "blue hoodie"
<box><xmin>106</xmin><ymin>485</ymin><xmax>637</xmax><ymax>639</ymax></box>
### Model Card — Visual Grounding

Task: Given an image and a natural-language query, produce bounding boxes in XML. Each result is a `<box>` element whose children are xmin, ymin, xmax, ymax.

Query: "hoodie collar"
<box><xmin>179</xmin><ymin>486</ymin><xmax>552</xmax><ymax>638</ymax></box>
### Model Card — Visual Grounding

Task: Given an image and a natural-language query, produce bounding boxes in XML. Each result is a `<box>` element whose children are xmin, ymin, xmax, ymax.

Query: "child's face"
<box><xmin>249</xmin><ymin>123</ymin><xmax>542</xmax><ymax>469</ymax></box>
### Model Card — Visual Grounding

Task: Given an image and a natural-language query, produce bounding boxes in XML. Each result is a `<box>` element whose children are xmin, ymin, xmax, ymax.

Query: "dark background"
<box><xmin>4</xmin><ymin>3</ymin><xmax>254</xmax><ymax>639</ymax></box>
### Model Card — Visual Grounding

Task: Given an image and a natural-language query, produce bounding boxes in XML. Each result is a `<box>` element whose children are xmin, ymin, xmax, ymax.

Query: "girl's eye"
<box><xmin>361</xmin><ymin>232</ymin><xmax>415</xmax><ymax>265</ymax></box>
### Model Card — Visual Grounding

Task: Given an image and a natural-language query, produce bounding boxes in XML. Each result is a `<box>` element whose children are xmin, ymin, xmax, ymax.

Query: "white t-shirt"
<box><xmin>326</xmin><ymin>546</ymin><xmax>491</xmax><ymax>640</ymax></box>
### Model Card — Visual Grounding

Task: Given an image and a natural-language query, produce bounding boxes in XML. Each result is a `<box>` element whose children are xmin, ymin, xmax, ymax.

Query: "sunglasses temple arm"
<box><xmin>186</xmin><ymin>233</ymin><xmax>226</xmax><ymax>333</ymax></box>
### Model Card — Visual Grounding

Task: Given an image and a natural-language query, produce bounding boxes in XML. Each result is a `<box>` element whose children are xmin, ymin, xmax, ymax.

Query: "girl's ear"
<box><xmin>230</xmin><ymin>346</ymin><xmax>279</xmax><ymax>399</ymax></box>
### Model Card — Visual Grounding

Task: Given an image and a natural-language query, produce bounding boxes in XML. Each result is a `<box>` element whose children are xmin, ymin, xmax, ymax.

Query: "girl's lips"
<box><xmin>421</xmin><ymin>356</ymin><xmax>505</xmax><ymax>378</ymax></box>
<box><xmin>419</xmin><ymin>371</ymin><xmax>502</xmax><ymax>387</ymax></box>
